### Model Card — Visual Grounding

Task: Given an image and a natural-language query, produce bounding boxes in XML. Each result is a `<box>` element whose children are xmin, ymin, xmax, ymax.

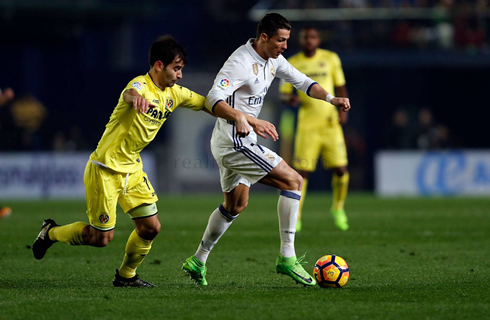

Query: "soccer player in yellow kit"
<box><xmin>32</xmin><ymin>35</ymin><xmax>206</xmax><ymax>287</ymax></box>
<box><xmin>279</xmin><ymin>27</ymin><xmax>350</xmax><ymax>231</ymax></box>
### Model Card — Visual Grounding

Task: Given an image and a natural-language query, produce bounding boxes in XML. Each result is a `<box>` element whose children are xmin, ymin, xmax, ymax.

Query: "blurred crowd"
<box><xmin>269</xmin><ymin>0</ymin><xmax>489</xmax><ymax>52</ymax></box>
<box><xmin>384</xmin><ymin>107</ymin><xmax>458</xmax><ymax>150</ymax></box>
<box><xmin>0</xmin><ymin>88</ymin><xmax>89</xmax><ymax>152</ymax></box>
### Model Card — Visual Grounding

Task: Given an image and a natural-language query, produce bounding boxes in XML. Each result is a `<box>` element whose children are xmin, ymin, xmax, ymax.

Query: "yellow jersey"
<box><xmin>90</xmin><ymin>73</ymin><xmax>205</xmax><ymax>173</ymax></box>
<box><xmin>279</xmin><ymin>49</ymin><xmax>346</xmax><ymax>129</ymax></box>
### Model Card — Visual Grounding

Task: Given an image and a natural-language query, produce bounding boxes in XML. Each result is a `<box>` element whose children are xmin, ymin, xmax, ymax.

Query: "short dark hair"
<box><xmin>149</xmin><ymin>35</ymin><xmax>188</xmax><ymax>67</ymax></box>
<box><xmin>256</xmin><ymin>13</ymin><xmax>291</xmax><ymax>40</ymax></box>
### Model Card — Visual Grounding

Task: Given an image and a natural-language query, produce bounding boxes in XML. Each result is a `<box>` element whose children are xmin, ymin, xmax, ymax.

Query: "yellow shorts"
<box><xmin>84</xmin><ymin>160</ymin><xmax>159</xmax><ymax>231</ymax></box>
<box><xmin>292</xmin><ymin>124</ymin><xmax>348</xmax><ymax>172</ymax></box>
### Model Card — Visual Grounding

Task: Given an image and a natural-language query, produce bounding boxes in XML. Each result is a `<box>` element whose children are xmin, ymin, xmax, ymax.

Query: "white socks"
<box><xmin>278</xmin><ymin>190</ymin><xmax>301</xmax><ymax>258</ymax></box>
<box><xmin>194</xmin><ymin>191</ymin><xmax>300</xmax><ymax>263</ymax></box>
<box><xmin>194</xmin><ymin>204</ymin><xmax>237</xmax><ymax>263</ymax></box>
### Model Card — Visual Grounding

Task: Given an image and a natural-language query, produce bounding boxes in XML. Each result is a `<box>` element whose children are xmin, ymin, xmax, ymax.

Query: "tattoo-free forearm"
<box><xmin>212</xmin><ymin>100</ymin><xmax>257</xmax><ymax>126</ymax></box>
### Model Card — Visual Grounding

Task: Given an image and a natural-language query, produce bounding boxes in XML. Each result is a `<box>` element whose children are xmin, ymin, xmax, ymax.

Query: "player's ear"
<box><xmin>260</xmin><ymin>33</ymin><xmax>269</xmax><ymax>42</ymax></box>
<box><xmin>155</xmin><ymin>61</ymin><xmax>164</xmax><ymax>72</ymax></box>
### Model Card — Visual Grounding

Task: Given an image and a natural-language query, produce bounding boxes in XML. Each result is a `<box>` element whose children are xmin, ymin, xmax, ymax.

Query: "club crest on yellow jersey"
<box><xmin>165</xmin><ymin>98</ymin><xmax>173</xmax><ymax>110</ymax></box>
<box><xmin>99</xmin><ymin>213</ymin><xmax>110</xmax><ymax>224</ymax></box>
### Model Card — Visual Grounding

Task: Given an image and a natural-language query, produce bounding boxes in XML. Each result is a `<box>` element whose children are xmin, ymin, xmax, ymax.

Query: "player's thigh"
<box><xmin>84</xmin><ymin>161</ymin><xmax>121</xmax><ymax>231</ymax></box>
<box><xmin>322</xmin><ymin>128</ymin><xmax>348</xmax><ymax>169</ymax></box>
<box><xmin>293</xmin><ymin>128</ymin><xmax>322</xmax><ymax>172</ymax></box>
<box><xmin>217</xmin><ymin>160</ymin><xmax>251</xmax><ymax>193</ymax></box>
<box><xmin>212</xmin><ymin>144</ymin><xmax>281</xmax><ymax>193</ymax></box>
<box><xmin>119</xmin><ymin>170</ymin><xmax>159</xmax><ymax>219</ymax></box>
<box><xmin>259</xmin><ymin>160</ymin><xmax>302</xmax><ymax>191</ymax></box>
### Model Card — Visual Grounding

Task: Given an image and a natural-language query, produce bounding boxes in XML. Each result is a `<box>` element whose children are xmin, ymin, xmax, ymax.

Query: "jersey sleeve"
<box><xmin>332</xmin><ymin>53</ymin><xmax>346</xmax><ymax>88</ymax></box>
<box><xmin>176</xmin><ymin>86</ymin><xmax>206</xmax><ymax>111</ymax></box>
<box><xmin>205</xmin><ymin>59</ymin><xmax>248</xmax><ymax>113</ymax></box>
<box><xmin>276</xmin><ymin>55</ymin><xmax>317</xmax><ymax>96</ymax></box>
<box><xmin>123</xmin><ymin>76</ymin><xmax>148</xmax><ymax>97</ymax></box>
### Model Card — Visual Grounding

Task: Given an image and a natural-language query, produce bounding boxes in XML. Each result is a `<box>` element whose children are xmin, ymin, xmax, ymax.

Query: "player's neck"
<box><xmin>252</xmin><ymin>40</ymin><xmax>269</xmax><ymax>60</ymax></box>
<box><xmin>148</xmin><ymin>70</ymin><xmax>166</xmax><ymax>91</ymax></box>
<box><xmin>303</xmin><ymin>49</ymin><xmax>317</xmax><ymax>58</ymax></box>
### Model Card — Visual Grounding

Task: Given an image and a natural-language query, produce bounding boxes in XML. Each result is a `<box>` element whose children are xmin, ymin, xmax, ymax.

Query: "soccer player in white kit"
<box><xmin>183</xmin><ymin>13</ymin><xmax>351</xmax><ymax>286</ymax></box>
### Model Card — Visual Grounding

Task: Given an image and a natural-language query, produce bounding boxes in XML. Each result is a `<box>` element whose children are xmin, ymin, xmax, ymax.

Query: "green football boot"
<box><xmin>331</xmin><ymin>208</ymin><xmax>349</xmax><ymax>231</ymax></box>
<box><xmin>276</xmin><ymin>253</ymin><xmax>316</xmax><ymax>286</ymax></box>
<box><xmin>182</xmin><ymin>256</ymin><xmax>208</xmax><ymax>286</ymax></box>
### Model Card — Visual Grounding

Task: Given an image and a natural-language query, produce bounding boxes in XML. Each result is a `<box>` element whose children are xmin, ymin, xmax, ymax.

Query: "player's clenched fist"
<box><xmin>132</xmin><ymin>96</ymin><xmax>156</xmax><ymax>114</ymax></box>
<box><xmin>332</xmin><ymin>97</ymin><xmax>351</xmax><ymax>112</ymax></box>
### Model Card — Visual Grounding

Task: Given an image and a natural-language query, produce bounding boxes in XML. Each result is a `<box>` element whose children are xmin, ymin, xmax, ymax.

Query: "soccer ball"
<box><xmin>313</xmin><ymin>254</ymin><xmax>350</xmax><ymax>288</ymax></box>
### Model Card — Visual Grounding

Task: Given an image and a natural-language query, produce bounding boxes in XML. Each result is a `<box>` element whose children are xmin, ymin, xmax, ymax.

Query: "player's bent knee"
<box><xmin>230</xmin><ymin>202</ymin><xmax>247</xmax><ymax>215</ymax></box>
<box><xmin>286</xmin><ymin>172</ymin><xmax>303</xmax><ymax>191</ymax></box>
<box><xmin>136</xmin><ymin>222</ymin><xmax>160</xmax><ymax>240</ymax></box>
<box><xmin>95</xmin><ymin>238</ymin><xmax>111</xmax><ymax>247</ymax></box>
<box><xmin>90</xmin><ymin>230</ymin><xmax>113</xmax><ymax>247</ymax></box>
<box><xmin>334</xmin><ymin>167</ymin><xmax>348</xmax><ymax>176</ymax></box>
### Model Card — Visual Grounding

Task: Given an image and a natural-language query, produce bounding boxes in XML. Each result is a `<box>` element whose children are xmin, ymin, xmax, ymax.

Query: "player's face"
<box><xmin>264</xmin><ymin>28</ymin><xmax>290</xmax><ymax>59</ymax></box>
<box><xmin>300</xmin><ymin>28</ymin><xmax>320</xmax><ymax>52</ymax></box>
<box><xmin>161</xmin><ymin>57</ymin><xmax>184</xmax><ymax>87</ymax></box>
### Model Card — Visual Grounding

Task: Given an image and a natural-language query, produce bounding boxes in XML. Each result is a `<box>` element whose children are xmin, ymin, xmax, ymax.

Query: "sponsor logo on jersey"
<box><xmin>252</xmin><ymin>63</ymin><xmax>259</xmax><ymax>75</ymax></box>
<box><xmin>132</xmin><ymin>81</ymin><xmax>143</xmax><ymax>90</ymax></box>
<box><xmin>248</xmin><ymin>96</ymin><xmax>262</xmax><ymax>106</ymax></box>
<box><xmin>146</xmin><ymin>107</ymin><xmax>172</xmax><ymax>122</ymax></box>
<box><xmin>270</xmin><ymin>67</ymin><xmax>275</xmax><ymax>77</ymax></box>
<box><xmin>152</xmin><ymin>99</ymin><xmax>159</xmax><ymax>104</ymax></box>
<box><xmin>99</xmin><ymin>213</ymin><xmax>109</xmax><ymax>224</ymax></box>
<box><xmin>166</xmin><ymin>98</ymin><xmax>174</xmax><ymax>109</ymax></box>
<box><xmin>219</xmin><ymin>78</ymin><xmax>230</xmax><ymax>88</ymax></box>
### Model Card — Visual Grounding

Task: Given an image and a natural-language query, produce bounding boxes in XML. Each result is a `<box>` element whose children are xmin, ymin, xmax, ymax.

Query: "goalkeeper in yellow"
<box><xmin>32</xmin><ymin>35</ymin><xmax>206</xmax><ymax>287</ymax></box>
<box><xmin>279</xmin><ymin>27</ymin><xmax>349</xmax><ymax>232</ymax></box>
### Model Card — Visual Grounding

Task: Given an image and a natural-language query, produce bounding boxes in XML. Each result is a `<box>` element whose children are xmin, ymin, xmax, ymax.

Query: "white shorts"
<box><xmin>211</xmin><ymin>142</ymin><xmax>283</xmax><ymax>193</ymax></box>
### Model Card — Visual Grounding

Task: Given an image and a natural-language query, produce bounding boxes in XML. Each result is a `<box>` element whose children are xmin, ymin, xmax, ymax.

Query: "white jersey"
<box><xmin>206</xmin><ymin>39</ymin><xmax>317</xmax><ymax>148</ymax></box>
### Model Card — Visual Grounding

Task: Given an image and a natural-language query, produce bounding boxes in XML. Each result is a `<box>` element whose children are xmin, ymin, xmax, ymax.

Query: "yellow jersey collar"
<box><xmin>146</xmin><ymin>73</ymin><xmax>166</xmax><ymax>93</ymax></box>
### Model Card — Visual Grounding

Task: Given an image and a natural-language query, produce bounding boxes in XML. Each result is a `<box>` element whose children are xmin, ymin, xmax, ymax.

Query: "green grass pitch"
<box><xmin>1</xmin><ymin>194</ymin><xmax>489</xmax><ymax>319</ymax></box>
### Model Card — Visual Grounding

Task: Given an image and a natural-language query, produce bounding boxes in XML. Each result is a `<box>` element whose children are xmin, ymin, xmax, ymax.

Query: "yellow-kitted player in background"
<box><xmin>279</xmin><ymin>27</ymin><xmax>349</xmax><ymax>231</ymax></box>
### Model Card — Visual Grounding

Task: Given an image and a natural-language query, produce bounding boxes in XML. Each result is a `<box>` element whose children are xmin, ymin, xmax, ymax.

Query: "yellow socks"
<box><xmin>48</xmin><ymin>222</ymin><xmax>88</xmax><ymax>245</ymax></box>
<box><xmin>332</xmin><ymin>172</ymin><xmax>349</xmax><ymax>211</ymax></box>
<box><xmin>119</xmin><ymin>230</ymin><xmax>153</xmax><ymax>278</ymax></box>
<box><xmin>298</xmin><ymin>178</ymin><xmax>308</xmax><ymax>222</ymax></box>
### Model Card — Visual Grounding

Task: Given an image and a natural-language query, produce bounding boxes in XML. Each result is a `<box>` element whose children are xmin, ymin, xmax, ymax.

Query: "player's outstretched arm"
<box><xmin>309</xmin><ymin>83</ymin><xmax>351</xmax><ymax>112</ymax></box>
<box><xmin>123</xmin><ymin>88</ymin><xmax>157</xmax><ymax>114</ymax></box>
<box><xmin>213</xmin><ymin>101</ymin><xmax>278</xmax><ymax>141</ymax></box>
